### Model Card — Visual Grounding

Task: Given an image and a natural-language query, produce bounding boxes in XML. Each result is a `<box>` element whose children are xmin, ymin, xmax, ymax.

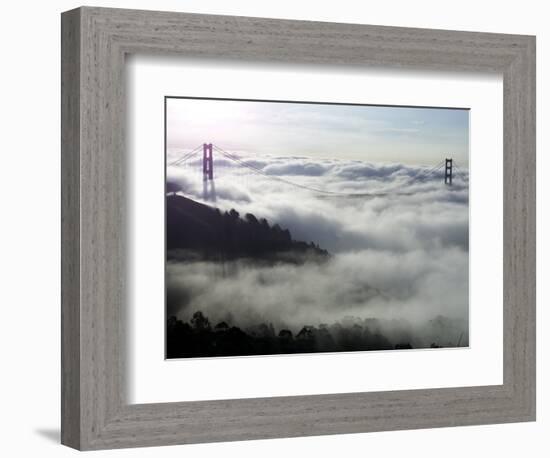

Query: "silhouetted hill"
<box><xmin>166</xmin><ymin>194</ymin><xmax>329</xmax><ymax>262</ymax></box>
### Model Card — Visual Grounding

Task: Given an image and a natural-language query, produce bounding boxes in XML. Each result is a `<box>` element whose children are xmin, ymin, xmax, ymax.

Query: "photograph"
<box><xmin>165</xmin><ymin>97</ymin><xmax>470</xmax><ymax>359</ymax></box>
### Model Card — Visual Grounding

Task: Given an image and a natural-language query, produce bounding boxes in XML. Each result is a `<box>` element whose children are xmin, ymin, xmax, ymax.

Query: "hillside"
<box><xmin>166</xmin><ymin>194</ymin><xmax>329</xmax><ymax>262</ymax></box>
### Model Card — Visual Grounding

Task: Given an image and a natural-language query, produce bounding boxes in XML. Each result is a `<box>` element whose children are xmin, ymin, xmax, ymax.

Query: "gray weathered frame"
<box><xmin>61</xmin><ymin>6</ymin><xmax>536</xmax><ymax>451</ymax></box>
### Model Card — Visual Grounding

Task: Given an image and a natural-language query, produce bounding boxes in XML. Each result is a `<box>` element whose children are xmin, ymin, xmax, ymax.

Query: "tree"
<box><xmin>296</xmin><ymin>326</ymin><xmax>315</xmax><ymax>340</ymax></box>
<box><xmin>214</xmin><ymin>321</ymin><xmax>229</xmax><ymax>332</ymax></box>
<box><xmin>278</xmin><ymin>329</ymin><xmax>293</xmax><ymax>339</ymax></box>
<box><xmin>190</xmin><ymin>311</ymin><xmax>211</xmax><ymax>331</ymax></box>
<box><xmin>281</xmin><ymin>229</ymin><xmax>291</xmax><ymax>242</ymax></box>
<box><xmin>166</xmin><ymin>181</ymin><xmax>182</xmax><ymax>195</ymax></box>
<box><xmin>245</xmin><ymin>213</ymin><xmax>258</xmax><ymax>224</ymax></box>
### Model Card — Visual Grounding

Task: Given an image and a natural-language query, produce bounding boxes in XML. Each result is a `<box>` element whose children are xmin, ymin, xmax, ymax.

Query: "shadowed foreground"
<box><xmin>165</xmin><ymin>311</ymin><xmax>461</xmax><ymax>359</ymax></box>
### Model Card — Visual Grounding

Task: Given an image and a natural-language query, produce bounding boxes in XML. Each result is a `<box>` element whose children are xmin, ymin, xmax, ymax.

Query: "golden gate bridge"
<box><xmin>167</xmin><ymin>143</ymin><xmax>469</xmax><ymax>199</ymax></box>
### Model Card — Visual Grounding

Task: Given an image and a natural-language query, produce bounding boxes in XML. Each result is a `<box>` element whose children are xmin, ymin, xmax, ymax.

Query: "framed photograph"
<box><xmin>164</xmin><ymin>97</ymin><xmax>471</xmax><ymax>359</ymax></box>
<box><xmin>61</xmin><ymin>6</ymin><xmax>536</xmax><ymax>450</ymax></box>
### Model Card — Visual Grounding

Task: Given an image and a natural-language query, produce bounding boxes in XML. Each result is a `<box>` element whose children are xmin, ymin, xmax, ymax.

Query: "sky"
<box><xmin>166</xmin><ymin>97</ymin><xmax>469</xmax><ymax>166</ymax></box>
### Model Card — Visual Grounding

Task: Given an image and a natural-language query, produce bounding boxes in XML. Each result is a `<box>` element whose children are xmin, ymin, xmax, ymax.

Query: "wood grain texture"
<box><xmin>61</xmin><ymin>6</ymin><xmax>536</xmax><ymax>450</ymax></box>
<box><xmin>60</xmin><ymin>7</ymin><xmax>81</xmax><ymax>449</ymax></box>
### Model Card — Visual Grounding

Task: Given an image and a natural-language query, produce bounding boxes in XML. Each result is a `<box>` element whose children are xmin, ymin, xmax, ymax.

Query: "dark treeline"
<box><xmin>166</xmin><ymin>193</ymin><xmax>328</xmax><ymax>262</ymax></box>
<box><xmin>166</xmin><ymin>311</ymin><xmax>449</xmax><ymax>358</ymax></box>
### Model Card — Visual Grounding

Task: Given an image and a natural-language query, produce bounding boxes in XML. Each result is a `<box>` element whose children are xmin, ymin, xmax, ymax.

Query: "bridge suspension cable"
<box><xmin>214</xmin><ymin>144</ymin><xmax>453</xmax><ymax>197</ymax></box>
<box><xmin>167</xmin><ymin>143</ymin><xmax>466</xmax><ymax>196</ymax></box>
<box><xmin>451</xmin><ymin>160</ymin><xmax>469</xmax><ymax>183</ymax></box>
<box><xmin>167</xmin><ymin>144</ymin><xmax>203</xmax><ymax>166</ymax></box>
<box><xmin>407</xmin><ymin>160</ymin><xmax>445</xmax><ymax>183</ymax></box>
<box><xmin>212</xmin><ymin>145</ymin><xmax>344</xmax><ymax>195</ymax></box>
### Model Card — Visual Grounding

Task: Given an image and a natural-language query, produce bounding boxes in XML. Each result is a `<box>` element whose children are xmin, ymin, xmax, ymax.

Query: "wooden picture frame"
<box><xmin>61</xmin><ymin>6</ymin><xmax>536</xmax><ymax>450</ymax></box>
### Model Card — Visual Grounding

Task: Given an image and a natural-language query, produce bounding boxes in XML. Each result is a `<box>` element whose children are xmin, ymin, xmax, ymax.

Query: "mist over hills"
<box><xmin>165</xmin><ymin>152</ymin><xmax>469</xmax><ymax>358</ymax></box>
<box><xmin>165</xmin><ymin>190</ymin><xmax>468</xmax><ymax>358</ymax></box>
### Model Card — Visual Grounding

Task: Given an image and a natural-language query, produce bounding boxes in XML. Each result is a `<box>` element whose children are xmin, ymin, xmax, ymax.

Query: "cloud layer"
<box><xmin>166</xmin><ymin>151</ymin><xmax>469</xmax><ymax>347</ymax></box>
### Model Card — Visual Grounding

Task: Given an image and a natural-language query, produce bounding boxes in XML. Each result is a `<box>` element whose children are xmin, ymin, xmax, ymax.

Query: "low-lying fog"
<box><xmin>166</xmin><ymin>150</ymin><xmax>469</xmax><ymax>348</ymax></box>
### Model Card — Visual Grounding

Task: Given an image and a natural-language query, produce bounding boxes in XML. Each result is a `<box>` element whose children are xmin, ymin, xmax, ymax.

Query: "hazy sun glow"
<box><xmin>166</xmin><ymin>97</ymin><xmax>469</xmax><ymax>166</ymax></box>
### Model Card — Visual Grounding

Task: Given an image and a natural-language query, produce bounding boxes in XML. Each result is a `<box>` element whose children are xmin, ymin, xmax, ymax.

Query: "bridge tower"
<box><xmin>203</xmin><ymin>143</ymin><xmax>214</xmax><ymax>181</ymax></box>
<box><xmin>444</xmin><ymin>158</ymin><xmax>453</xmax><ymax>185</ymax></box>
